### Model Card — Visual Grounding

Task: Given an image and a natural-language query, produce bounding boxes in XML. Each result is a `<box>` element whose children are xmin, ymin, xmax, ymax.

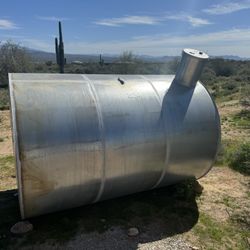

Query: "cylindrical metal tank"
<box><xmin>9</xmin><ymin>49</ymin><xmax>220</xmax><ymax>219</ymax></box>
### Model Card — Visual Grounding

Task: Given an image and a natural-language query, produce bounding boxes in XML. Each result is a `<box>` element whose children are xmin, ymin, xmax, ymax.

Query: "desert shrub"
<box><xmin>225</xmin><ymin>142</ymin><xmax>250</xmax><ymax>175</ymax></box>
<box><xmin>211</xmin><ymin>59</ymin><xmax>235</xmax><ymax>77</ymax></box>
<box><xmin>45</xmin><ymin>61</ymin><xmax>53</xmax><ymax>66</ymax></box>
<box><xmin>215</xmin><ymin>140</ymin><xmax>232</xmax><ymax>166</ymax></box>
<box><xmin>224</xmin><ymin>82</ymin><xmax>237</xmax><ymax>91</ymax></box>
<box><xmin>201</xmin><ymin>67</ymin><xmax>216</xmax><ymax>84</ymax></box>
<box><xmin>84</xmin><ymin>68</ymin><xmax>94</xmax><ymax>74</ymax></box>
<box><xmin>239</xmin><ymin>85</ymin><xmax>250</xmax><ymax>107</ymax></box>
<box><xmin>0</xmin><ymin>88</ymin><xmax>9</xmax><ymax>110</ymax></box>
<box><xmin>230</xmin><ymin>109</ymin><xmax>250</xmax><ymax>129</ymax></box>
<box><xmin>74</xmin><ymin>68</ymin><xmax>84</xmax><ymax>74</ymax></box>
<box><xmin>0</xmin><ymin>41</ymin><xmax>32</xmax><ymax>86</ymax></box>
<box><xmin>167</xmin><ymin>58</ymin><xmax>179</xmax><ymax>73</ymax></box>
<box><xmin>34</xmin><ymin>64</ymin><xmax>45</xmax><ymax>71</ymax></box>
<box><xmin>240</xmin><ymin>98</ymin><xmax>250</xmax><ymax>107</ymax></box>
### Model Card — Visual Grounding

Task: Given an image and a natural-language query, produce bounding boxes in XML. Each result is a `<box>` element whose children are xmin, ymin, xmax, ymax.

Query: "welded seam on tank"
<box><xmin>139</xmin><ymin>75</ymin><xmax>161</xmax><ymax>102</ymax></box>
<box><xmin>8</xmin><ymin>74</ymin><xmax>25</xmax><ymax>219</ymax></box>
<box><xmin>152</xmin><ymin>139</ymin><xmax>170</xmax><ymax>189</ymax></box>
<box><xmin>139</xmin><ymin>75</ymin><xmax>170</xmax><ymax>189</ymax></box>
<box><xmin>81</xmin><ymin>75</ymin><xmax>106</xmax><ymax>203</ymax></box>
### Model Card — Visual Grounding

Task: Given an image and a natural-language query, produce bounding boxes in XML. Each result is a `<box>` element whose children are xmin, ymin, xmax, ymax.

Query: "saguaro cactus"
<box><xmin>55</xmin><ymin>37</ymin><xmax>59</xmax><ymax>64</ymax></box>
<box><xmin>55</xmin><ymin>21</ymin><xmax>65</xmax><ymax>73</ymax></box>
<box><xmin>99</xmin><ymin>54</ymin><xmax>104</xmax><ymax>66</ymax></box>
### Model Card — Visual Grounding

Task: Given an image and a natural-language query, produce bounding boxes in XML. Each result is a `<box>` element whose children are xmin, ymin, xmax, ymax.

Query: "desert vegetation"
<box><xmin>0</xmin><ymin>41</ymin><xmax>249</xmax><ymax>249</ymax></box>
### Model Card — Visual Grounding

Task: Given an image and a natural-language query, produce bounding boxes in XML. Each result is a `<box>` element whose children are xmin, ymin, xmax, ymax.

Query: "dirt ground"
<box><xmin>0</xmin><ymin>110</ymin><xmax>13</xmax><ymax>157</ymax></box>
<box><xmin>0</xmin><ymin>107</ymin><xmax>249</xmax><ymax>249</ymax></box>
<box><xmin>218</xmin><ymin>100</ymin><xmax>250</xmax><ymax>141</ymax></box>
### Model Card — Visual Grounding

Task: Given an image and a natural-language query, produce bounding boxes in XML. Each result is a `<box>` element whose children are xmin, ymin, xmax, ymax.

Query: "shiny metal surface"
<box><xmin>174</xmin><ymin>48</ymin><xmax>209</xmax><ymax>87</ymax></box>
<box><xmin>9</xmin><ymin>50</ymin><xmax>220</xmax><ymax>219</ymax></box>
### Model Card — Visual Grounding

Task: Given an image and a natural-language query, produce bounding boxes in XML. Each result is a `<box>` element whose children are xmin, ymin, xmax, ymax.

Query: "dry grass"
<box><xmin>0</xmin><ymin>155</ymin><xmax>16</xmax><ymax>190</ymax></box>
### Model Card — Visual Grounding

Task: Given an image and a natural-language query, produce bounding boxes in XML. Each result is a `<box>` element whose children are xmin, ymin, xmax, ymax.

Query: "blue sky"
<box><xmin>0</xmin><ymin>0</ymin><xmax>250</xmax><ymax>56</ymax></box>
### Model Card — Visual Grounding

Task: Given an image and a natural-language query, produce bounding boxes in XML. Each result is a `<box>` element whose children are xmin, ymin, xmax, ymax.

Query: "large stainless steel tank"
<box><xmin>9</xmin><ymin>49</ymin><xmax>220</xmax><ymax>219</ymax></box>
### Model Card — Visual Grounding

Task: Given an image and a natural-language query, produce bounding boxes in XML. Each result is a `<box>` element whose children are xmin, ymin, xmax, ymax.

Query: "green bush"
<box><xmin>215</xmin><ymin>140</ymin><xmax>232</xmax><ymax>166</ymax></box>
<box><xmin>225</xmin><ymin>142</ymin><xmax>250</xmax><ymax>175</ymax></box>
<box><xmin>0</xmin><ymin>41</ymin><xmax>32</xmax><ymax>86</ymax></box>
<box><xmin>230</xmin><ymin>109</ymin><xmax>250</xmax><ymax>129</ymax></box>
<box><xmin>0</xmin><ymin>88</ymin><xmax>9</xmax><ymax>110</ymax></box>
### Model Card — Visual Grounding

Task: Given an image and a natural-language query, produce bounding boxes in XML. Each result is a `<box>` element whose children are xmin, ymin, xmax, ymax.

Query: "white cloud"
<box><xmin>186</xmin><ymin>16</ymin><xmax>212</xmax><ymax>27</ymax></box>
<box><xmin>166</xmin><ymin>14</ymin><xmax>212</xmax><ymax>27</ymax></box>
<box><xmin>37</xmin><ymin>16</ymin><xmax>69</xmax><ymax>21</ymax></box>
<box><xmin>94</xmin><ymin>15</ymin><xmax>159</xmax><ymax>26</ymax></box>
<box><xmin>9</xmin><ymin>28</ymin><xmax>250</xmax><ymax>57</ymax></box>
<box><xmin>65</xmin><ymin>28</ymin><xmax>250</xmax><ymax>57</ymax></box>
<box><xmin>0</xmin><ymin>19</ymin><xmax>18</xmax><ymax>30</ymax></box>
<box><xmin>203</xmin><ymin>1</ymin><xmax>250</xmax><ymax>15</ymax></box>
<box><xmin>95</xmin><ymin>14</ymin><xmax>211</xmax><ymax>28</ymax></box>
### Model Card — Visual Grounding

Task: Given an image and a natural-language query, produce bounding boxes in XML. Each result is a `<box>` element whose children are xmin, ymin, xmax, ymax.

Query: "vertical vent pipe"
<box><xmin>173</xmin><ymin>48</ymin><xmax>209</xmax><ymax>88</ymax></box>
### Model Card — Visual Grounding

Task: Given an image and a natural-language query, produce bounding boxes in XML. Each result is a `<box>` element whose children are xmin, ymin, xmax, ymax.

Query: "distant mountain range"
<box><xmin>26</xmin><ymin>48</ymin><xmax>250</xmax><ymax>63</ymax></box>
<box><xmin>211</xmin><ymin>55</ymin><xmax>250</xmax><ymax>61</ymax></box>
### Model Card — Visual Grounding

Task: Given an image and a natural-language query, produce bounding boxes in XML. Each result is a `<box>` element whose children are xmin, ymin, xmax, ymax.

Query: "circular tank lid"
<box><xmin>183</xmin><ymin>48</ymin><xmax>209</xmax><ymax>59</ymax></box>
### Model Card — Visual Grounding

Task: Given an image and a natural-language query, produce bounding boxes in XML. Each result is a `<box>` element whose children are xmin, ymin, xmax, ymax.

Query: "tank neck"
<box><xmin>173</xmin><ymin>48</ymin><xmax>209</xmax><ymax>88</ymax></box>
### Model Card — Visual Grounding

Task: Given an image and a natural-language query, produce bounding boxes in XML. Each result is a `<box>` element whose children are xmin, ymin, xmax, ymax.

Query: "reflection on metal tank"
<box><xmin>9</xmin><ymin>48</ymin><xmax>220</xmax><ymax>219</ymax></box>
